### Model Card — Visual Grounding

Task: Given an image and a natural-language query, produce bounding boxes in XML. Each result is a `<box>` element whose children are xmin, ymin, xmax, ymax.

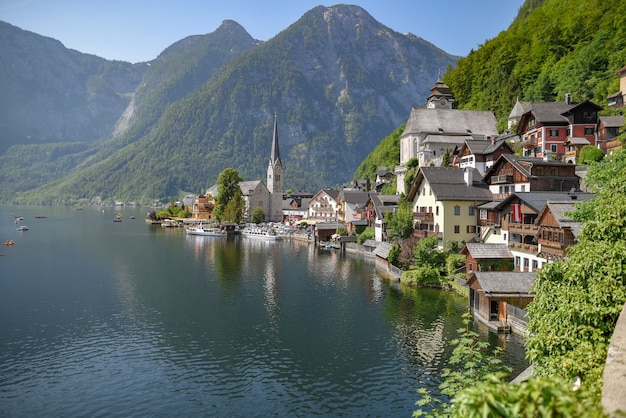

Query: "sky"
<box><xmin>1</xmin><ymin>0</ymin><xmax>525</xmax><ymax>63</ymax></box>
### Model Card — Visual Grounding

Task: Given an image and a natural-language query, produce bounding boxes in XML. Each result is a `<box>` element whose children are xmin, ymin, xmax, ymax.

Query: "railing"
<box><xmin>491</xmin><ymin>175</ymin><xmax>513</xmax><ymax>184</ymax></box>
<box><xmin>523</xmin><ymin>139</ymin><xmax>537</xmax><ymax>149</ymax></box>
<box><xmin>508</xmin><ymin>223</ymin><xmax>539</xmax><ymax>235</ymax></box>
<box><xmin>509</xmin><ymin>242</ymin><xmax>539</xmax><ymax>254</ymax></box>
<box><xmin>413</xmin><ymin>230</ymin><xmax>436</xmax><ymax>239</ymax></box>
<box><xmin>413</xmin><ymin>212</ymin><xmax>434</xmax><ymax>222</ymax></box>
<box><xmin>565</xmin><ymin>150</ymin><xmax>578</xmax><ymax>157</ymax></box>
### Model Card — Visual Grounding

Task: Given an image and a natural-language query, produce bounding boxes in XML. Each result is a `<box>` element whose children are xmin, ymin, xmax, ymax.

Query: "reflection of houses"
<box><xmin>456</xmin><ymin>139</ymin><xmax>514</xmax><ymax>175</ymax></box>
<box><xmin>483</xmin><ymin>154</ymin><xmax>580</xmax><ymax>201</ymax></box>
<box><xmin>467</xmin><ymin>272</ymin><xmax>535</xmax><ymax>335</ymax></box>
<box><xmin>406</xmin><ymin>167</ymin><xmax>492</xmax><ymax>249</ymax></box>
<box><xmin>396</xmin><ymin>78</ymin><xmax>498</xmax><ymax>194</ymax></box>
<box><xmin>536</xmin><ymin>201</ymin><xmax>585</xmax><ymax>262</ymax></box>
<box><xmin>461</xmin><ymin>243</ymin><xmax>513</xmax><ymax>279</ymax></box>
<box><xmin>308</xmin><ymin>189</ymin><xmax>340</xmax><ymax>221</ymax></box>
<box><xmin>517</xmin><ymin>96</ymin><xmax>601</xmax><ymax>160</ymax></box>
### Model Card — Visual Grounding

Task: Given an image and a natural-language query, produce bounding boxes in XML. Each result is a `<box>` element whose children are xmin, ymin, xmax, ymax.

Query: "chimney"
<box><xmin>565</xmin><ymin>93</ymin><xmax>572</xmax><ymax>105</ymax></box>
<box><xmin>464</xmin><ymin>167</ymin><xmax>473</xmax><ymax>186</ymax></box>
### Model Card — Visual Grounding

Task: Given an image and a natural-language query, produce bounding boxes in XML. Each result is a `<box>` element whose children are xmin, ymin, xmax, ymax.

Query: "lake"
<box><xmin>0</xmin><ymin>205</ymin><xmax>527</xmax><ymax>417</ymax></box>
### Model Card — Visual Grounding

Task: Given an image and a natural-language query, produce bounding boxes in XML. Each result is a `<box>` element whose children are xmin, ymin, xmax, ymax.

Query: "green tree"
<box><xmin>578</xmin><ymin>145</ymin><xmax>604</xmax><ymax>164</ymax></box>
<box><xmin>357</xmin><ymin>227</ymin><xmax>375</xmax><ymax>244</ymax></box>
<box><xmin>385</xmin><ymin>198</ymin><xmax>414</xmax><ymax>239</ymax></box>
<box><xmin>251</xmin><ymin>206</ymin><xmax>266</xmax><ymax>224</ymax></box>
<box><xmin>221</xmin><ymin>187</ymin><xmax>245</xmax><ymax>223</ymax></box>
<box><xmin>526</xmin><ymin>149</ymin><xmax>626</xmax><ymax>401</ymax></box>
<box><xmin>215</xmin><ymin>168</ymin><xmax>243</xmax><ymax>221</ymax></box>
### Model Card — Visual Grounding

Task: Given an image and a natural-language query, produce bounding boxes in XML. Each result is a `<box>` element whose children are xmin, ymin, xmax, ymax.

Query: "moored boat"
<box><xmin>185</xmin><ymin>224</ymin><xmax>227</xmax><ymax>237</ymax></box>
<box><xmin>241</xmin><ymin>225</ymin><xmax>282</xmax><ymax>241</ymax></box>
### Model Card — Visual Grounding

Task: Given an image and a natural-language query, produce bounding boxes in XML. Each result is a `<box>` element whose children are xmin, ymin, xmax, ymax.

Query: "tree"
<box><xmin>385</xmin><ymin>198</ymin><xmax>414</xmax><ymax>239</ymax></box>
<box><xmin>578</xmin><ymin>145</ymin><xmax>604</xmax><ymax>164</ymax></box>
<box><xmin>526</xmin><ymin>149</ymin><xmax>626</xmax><ymax>401</ymax></box>
<box><xmin>221</xmin><ymin>187</ymin><xmax>245</xmax><ymax>223</ymax></box>
<box><xmin>251</xmin><ymin>206</ymin><xmax>265</xmax><ymax>224</ymax></box>
<box><xmin>215</xmin><ymin>168</ymin><xmax>243</xmax><ymax>221</ymax></box>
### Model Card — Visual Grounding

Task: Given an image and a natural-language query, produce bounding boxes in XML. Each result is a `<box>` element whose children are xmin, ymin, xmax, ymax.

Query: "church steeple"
<box><xmin>267</xmin><ymin>114</ymin><xmax>283</xmax><ymax>222</ymax></box>
<box><xmin>269</xmin><ymin>114</ymin><xmax>281</xmax><ymax>168</ymax></box>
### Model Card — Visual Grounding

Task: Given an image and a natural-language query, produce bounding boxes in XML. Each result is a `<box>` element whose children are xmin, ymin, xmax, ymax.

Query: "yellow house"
<box><xmin>406</xmin><ymin>167</ymin><xmax>492</xmax><ymax>249</ymax></box>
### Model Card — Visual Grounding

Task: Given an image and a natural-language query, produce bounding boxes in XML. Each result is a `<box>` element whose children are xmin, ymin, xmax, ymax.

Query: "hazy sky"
<box><xmin>1</xmin><ymin>0</ymin><xmax>525</xmax><ymax>63</ymax></box>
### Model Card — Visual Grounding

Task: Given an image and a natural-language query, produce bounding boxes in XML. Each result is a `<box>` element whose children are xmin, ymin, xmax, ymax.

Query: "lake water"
<box><xmin>0</xmin><ymin>206</ymin><xmax>527</xmax><ymax>417</ymax></box>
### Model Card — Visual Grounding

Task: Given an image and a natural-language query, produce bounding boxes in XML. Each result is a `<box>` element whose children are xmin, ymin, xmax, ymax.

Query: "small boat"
<box><xmin>4</xmin><ymin>240</ymin><xmax>15</xmax><ymax>246</ymax></box>
<box><xmin>16</xmin><ymin>225</ymin><xmax>28</xmax><ymax>231</ymax></box>
<box><xmin>186</xmin><ymin>224</ymin><xmax>227</xmax><ymax>237</ymax></box>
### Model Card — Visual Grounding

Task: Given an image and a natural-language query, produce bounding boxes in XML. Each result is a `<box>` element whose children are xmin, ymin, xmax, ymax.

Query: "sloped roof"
<box><xmin>471</xmin><ymin>272</ymin><xmax>536</xmax><ymax>295</ymax></box>
<box><xmin>340</xmin><ymin>189</ymin><xmax>370</xmax><ymax>206</ymax></box>
<box><xmin>564</xmin><ymin>137</ymin><xmax>591</xmax><ymax>146</ymax></box>
<box><xmin>540</xmin><ymin>201</ymin><xmax>584</xmax><ymax>237</ymax></box>
<box><xmin>372</xmin><ymin>241</ymin><xmax>393</xmax><ymax>259</ymax></box>
<box><xmin>463</xmin><ymin>243</ymin><xmax>512</xmax><ymax>259</ymax></box>
<box><xmin>411</xmin><ymin>167</ymin><xmax>492</xmax><ymax>202</ymax></box>
<box><xmin>484</xmin><ymin>154</ymin><xmax>574</xmax><ymax>180</ymax></box>
<box><xmin>238</xmin><ymin>180</ymin><xmax>266</xmax><ymax>195</ymax></box>
<box><xmin>402</xmin><ymin>108</ymin><xmax>498</xmax><ymax>137</ymax></box>
<box><xmin>495</xmin><ymin>191</ymin><xmax>595</xmax><ymax>213</ymax></box>
<box><xmin>508</xmin><ymin>99</ymin><xmax>530</xmax><ymax>120</ymax></box>
<box><xmin>599</xmin><ymin>115</ymin><xmax>624</xmax><ymax>128</ymax></box>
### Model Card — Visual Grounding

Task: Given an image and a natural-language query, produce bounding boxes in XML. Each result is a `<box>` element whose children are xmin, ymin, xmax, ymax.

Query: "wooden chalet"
<box><xmin>461</xmin><ymin>243</ymin><xmax>513</xmax><ymax>279</ymax></box>
<box><xmin>536</xmin><ymin>201</ymin><xmax>584</xmax><ymax>261</ymax></box>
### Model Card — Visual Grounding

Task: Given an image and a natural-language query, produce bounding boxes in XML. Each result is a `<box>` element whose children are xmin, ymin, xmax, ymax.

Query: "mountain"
<box><xmin>0</xmin><ymin>5</ymin><xmax>458</xmax><ymax>204</ymax></box>
<box><xmin>0</xmin><ymin>21</ymin><xmax>146</xmax><ymax>152</ymax></box>
<box><xmin>354</xmin><ymin>0</ymin><xmax>626</xmax><ymax>181</ymax></box>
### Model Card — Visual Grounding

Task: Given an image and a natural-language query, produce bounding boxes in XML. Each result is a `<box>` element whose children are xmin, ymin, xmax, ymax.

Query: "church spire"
<box><xmin>270</xmin><ymin>113</ymin><xmax>281</xmax><ymax>167</ymax></box>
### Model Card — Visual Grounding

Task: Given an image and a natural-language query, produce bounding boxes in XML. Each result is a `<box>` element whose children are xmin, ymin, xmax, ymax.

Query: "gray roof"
<box><xmin>495</xmin><ymin>191</ymin><xmax>595</xmax><ymax>213</ymax></box>
<box><xmin>464</xmin><ymin>243</ymin><xmax>512</xmax><ymax>259</ymax></box>
<box><xmin>239</xmin><ymin>180</ymin><xmax>265</xmax><ymax>194</ymax></box>
<box><xmin>485</xmin><ymin>154</ymin><xmax>574</xmax><ymax>180</ymax></box>
<box><xmin>472</xmin><ymin>272</ymin><xmax>536</xmax><ymax>295</ymax></box>
<box><xmin>508</xmin><ymin>99</ymin><xmax>530</xmax><ymax>120</ymax></box>
<box><xmin>418</xmin><ymin>167</ymin><xmax>492</xmax><ymax>202</ymax></box>
<box><xmin>340</xmin><ymin>189</ymin><xmax>370</xmax><ymax>206</ymax></box>
<box><xmin>599</xmin><ymin>115</ymin><xmax>624</xmax><ymax>128</ymax></box>
<box><xmin>402</xmin><ymin>108</ymin><xmax>498</xmax><ymax>137</ymax></box>
<box><xmin>544</xmin><ymin>201</ymin><xmax>584</xmax><ymax>237</ymax></box>
<box><xmin>372</xmin><ymin>241</ymin><xmax>393</xmax><ymax>259</ymax></box>
<box><xmin>565</xmin><ymin>137</ymin><xmax>591</xmax><ymax>146</ymax></box>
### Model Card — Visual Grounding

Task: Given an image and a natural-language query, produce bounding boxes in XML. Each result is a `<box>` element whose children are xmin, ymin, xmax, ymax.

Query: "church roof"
<box><xmin>402</xmin><ymin>108</ymin><xmax>498</xmax><ymax>138</ymax></box>
<box><xmin>269</xmin><ymin>114</ymin><xmax>281</xmax><ymax>167</ymax></box>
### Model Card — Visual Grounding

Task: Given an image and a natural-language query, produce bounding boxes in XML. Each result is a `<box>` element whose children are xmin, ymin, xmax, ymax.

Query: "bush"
<box><xmin>578</xmin><ymin>145</ymin><xmax>604</xmax><ymax>164</ymax></box>
<box><xmin>357</xmin><ymin>227</ymin><xmax>375</xmax><ymax>244</ymax></box>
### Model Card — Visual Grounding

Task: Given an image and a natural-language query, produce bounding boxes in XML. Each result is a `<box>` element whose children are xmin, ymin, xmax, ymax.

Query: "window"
<box><xmin>550</xmin><ymin>129</ymin><xmax>559</xmax><ymax>137</ymax></box>
<box><xmin>436</xmin><ymin>206</ymin><xmax>439</xmax><ymax>216</ymax></box>
<box><xmin>454</xmin><ymin>206</ymin><xmax>461</xmax><ymax>215</ymax></box>
<box><xmin>466</xmin><ymin>225</ymin><xmax>476</xmax><ymax>233</ymax></box>
<box><xmin>480</xmin><ymin>209</ymin><xmax>487</xmax><ymax>220</ymax></box>
<box><xmin>551</xmin><ymin>144</ymin><xmax>558</xmax><ymax>153</ymax></box>
<box><xmin>515</xmin><ymin>256</ymin><xmax>521</xmax><ymax>269</ymax></box>
<box><xmin>584</xmin><ymin>127</ymin><xmax>594</xmax><ymax>135</ymax></box>
<box><xmin>454</xmin><ymin>225</ymin><xmax>460</xmax><ymax>233</ymax></box>
<box><xmin>532</xmin><ymin>260</ymin><xmax>538</xmax><ymax>270</ymax></box>
<box><xmin>469</xmin><ymin>207</ymin><xmax>475</xmax><ymax>216</ymax></box>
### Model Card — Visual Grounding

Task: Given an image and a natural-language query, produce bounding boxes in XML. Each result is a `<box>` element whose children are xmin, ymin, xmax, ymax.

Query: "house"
<box><xmin>494</xmin><ymin>191</ymin><xmax>593</xmax><ymax>272</ymax></box>
<box><xmin>307</xmin><ymin>189</ymin><xmax>340</xmax><ymax>222</ymax></box>
<box><xmin>483</xmin><ymin>154</ymin><xmax>580</xmax><ymax>201</ymax></box>
<box><xmin>375</xmin><ymin>167</ymin><xmax>395</xmax><ymax>189</ymax></box>
<box><xmin>461</xmin><ymin>243</ymin><xmax>513</xmax><ymax>279</ymax></box>
<box><xmin>366</xmin><ymin>193</ymin><xmax>399</xmax><ymax>242</ymax></box>
<box><xmin>190</xmin><ymin>192</ymin><xmax>216</xmax><ymax>220</ymax></box>
<box><xmin>406</xmin><ymin>167</ymin><xmax>492</xmax><ymax>249</ymax></box>
<box><xmin>563</xmin><ymin>136</ymin><xmax>592</xmax><ymax>164</ymax></box>
<box><xmin>536</xmin><ymin>201</ymin><xmax>585</xmax><ymax>262</ymax></box>
<box><xmin>507</xmin><ymin>99</ymin><xmax>530</xmax><ymax>130</ymax></box>
<box><xmin>597</xmin><ymin>115</ymin><xmax>624</xmax><ymax>155</ymax></box>
<box><xmin>607</xmin><ymin>65</ymin><xmax>626</xmax><ymax>109</ymax></box>
<box><xmin>283</xmin><ymin>196</ymin><xmax>309</xmax><ymax>224</ymax></box>
<box><xmin>456</xmin><ymin>138</ymin><xmax>514</xmax><ymax>175</ymax></box>
<box><xmin>337</xmin><ymin>189</ymin><xmax>370</xmax><ymax>224</ymax></box>
<box><xmin>395</xmin><ymin>78</ymin><xmax>498</xmax><ymax>194</ymax></box>
<box><xmin>467</xmin><ymin>272</ymin><xmax>535</xmax><ymax>335</ymax></box>
<box><xmin>517</xmin><ymin>95</ymin><xmax>602</xmax><ymax>160</ymax></box>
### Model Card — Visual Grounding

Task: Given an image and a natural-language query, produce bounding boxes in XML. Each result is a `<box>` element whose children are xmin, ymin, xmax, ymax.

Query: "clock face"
<box><xmin>439</xmin><ymin>98</ymin><xmax>446</xmax><ymax>105</ymax></box>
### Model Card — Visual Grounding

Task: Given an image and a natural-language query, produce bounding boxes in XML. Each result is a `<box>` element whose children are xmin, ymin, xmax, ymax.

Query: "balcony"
<box><xmin>508</xmin><ymin>242</ymin><xmax>539</xmax><ymax>255</ymax></box>
<box><xmin>413</xmin><ymin>212</ymin><xmax>434</xmax><ymax>222</ymax></box>
<box><xmin>508</xmin><ymin>223</ymin><xmax>539</xmax><ymax>235</ymax></box>
<box><xmin>523</xmin><ymin>138</ymin><xmax>537</xmax><ymax>149</ymax></box>
<box><xmin>491</xmin><ymin>175</ymin><xmax>513</xmax><ymax>184</ymax></box>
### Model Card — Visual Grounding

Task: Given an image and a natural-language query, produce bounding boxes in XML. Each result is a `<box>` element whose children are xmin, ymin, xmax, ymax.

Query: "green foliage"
<box><xmin>445</xmin><ymin>254</ymin><xmax>466</xmax><ymax>280</ymax></box>
<box><xmin>155</xmin><ymin>203</ymin><xmax>190</xmax><ymax>220</ymax></box>
<box><xmin>352</xmin><ymin>125</ymin><xmax>404</xmax><ymax>183</ymax></box>
<box><xmin>216</xmin><ymin>168</ymin><xmax>243</xmax><ymax>206</ymax></box>
<box><xmin>415</xmin><ymin>314</ymin><xmax>510</xmax><ymax>417</ymax></box>
<box><xmin>578</xmin><ymin>145</ymin><xmax>604</xmax><ymax>165</ymax></box>
<box><xmin>251</xmin><ymin>206</ymin><xmax>266</xmax><ymax>224</ymax></box>
<box><xmin>357</xmin><ymin>227</ymin><xmax>375</xmax><ymax>244</ymax></box>
<box><xmin>221</xmin><ymin>187</ymin><xmax>245</xmax><ymax>223</ymax></box>
<box><xmin>336</xmin><ymin>227</ymin><xmax>348</xmax><ymax>236</ymax></box>
<box><xmin>413</xmin><ymin>236</ymin><xmax>446</xmax><ymax>269</ymax></box>
<box><xmin>401</xmin><ymin>265</ymin><xmax>440</xmax><ymax>285</ymax></box>
<box><xmin>452</xmin><ymin>375</ymin><xmax>606</xmax><ymax>418</ymax></box>
<box><xmin>388</xmin><ymin>243</ymin><xmax>400</xmax><ymax>268</ymax></box>
<box><xmin>443</xmin><ymin>0</ymin><xmax>626</xmax><ymax>128</ymax></box>
<box><xmin>526</xmin><ymin>149</ymin><xmax>626</xmax><ymax>401</ymax></box>
<box><xmin>385</xmin><ymin>198</ymin><xmax>414</xmax><ymax>239</ymax></box>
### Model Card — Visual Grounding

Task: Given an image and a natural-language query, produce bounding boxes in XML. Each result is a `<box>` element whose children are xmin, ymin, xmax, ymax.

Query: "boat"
<box><xmin>16</xmin><ymin>225</ymin><xmax>28</xmax><ymax>231</ymax></box>
<box><xmin>185</xmin><ymin>224</ymin><xmax>227</xmax><ymax>237</ymax></box>
<box><xmin>241</xmin><ymin>225</ymin><xmax>282</xmax><ymax>241</ymax></box>
<box><xmin>4</xmin><ymin>240</ymin><xmax>15</xmax><ymax>246</ymax></box>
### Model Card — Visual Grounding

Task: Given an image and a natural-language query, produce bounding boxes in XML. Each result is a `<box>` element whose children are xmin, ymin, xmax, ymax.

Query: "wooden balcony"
<box><xmin>565</xmin><ymin>150</ymin><xmax>578</xmax><ymax>157</ymax></box>
<box><xmin>413</xmin><ymin>212</ymin><xmax>434</xmax><ymax>222</ymax></box>
<box><xmin>491</xmin><ymin>175</ymin><xmax>513</xmax><ymax>184</ymax></box>
<box><xmin>523</xmin><ymin>138</ymin><xmax>537</xmax><ymax>149</ymax></box>
<box><xmin>509</xmin><ymin>242</ymin><xmax>539</xmax><ymax>255</ymax></box>
<box><xmin>508</xmin><ymin>223</ymin><xmax>539</xmax><ymax>235</ymax></box>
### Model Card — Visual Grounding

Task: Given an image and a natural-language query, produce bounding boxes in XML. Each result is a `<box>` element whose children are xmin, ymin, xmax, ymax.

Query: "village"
<box><xmin>174</xmin><ymin>66</ymin><xmax>626</xmax><ymax>337</ymax></box>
